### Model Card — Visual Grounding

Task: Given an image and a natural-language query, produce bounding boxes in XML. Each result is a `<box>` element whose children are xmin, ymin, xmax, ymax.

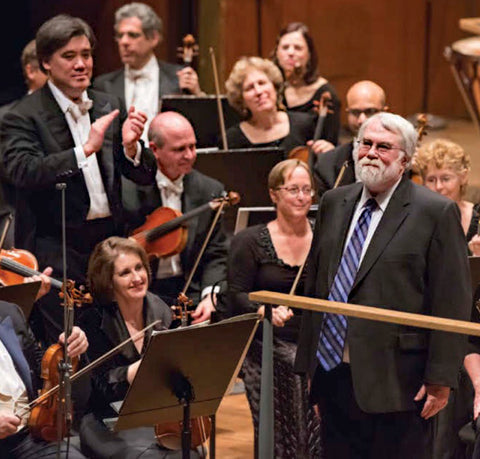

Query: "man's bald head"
<box><xmin>148</xmin><ymin>111</ymin><xmax>197</xmax><ymax>181</ymax></box>
<box><xmin>346</xmin><ymin>80</ymin><xmax>388</xmax><ymax>135</ymax></box>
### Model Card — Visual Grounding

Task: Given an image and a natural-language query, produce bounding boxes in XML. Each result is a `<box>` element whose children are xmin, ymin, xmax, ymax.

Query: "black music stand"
<box><xmin>159</xmin><ymin>95</ymin><xmax>240</xmax><ymax>148</ymax></box>
<box><xmin>195</xmin><ymin>147</ymin><xmax>285</xmax><ymax>234</ymax></box>
<box><xmin>0</xmin><ymin>281</ymin><xmax>40</xmax><ymax>319</ymax></box>
<box><xmin>113</xmin><ymin>314</ymin><xmax>259</xmax><ymax>458</ymax></box>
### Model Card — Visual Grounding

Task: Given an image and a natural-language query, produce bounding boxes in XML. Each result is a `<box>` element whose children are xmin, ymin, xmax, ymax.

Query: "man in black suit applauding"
<box><xmin>314</xmin><ymin>80</ymin><xmax>388</xmax><ymax>197</ymax></box>
<box><xmin>296</xmin><ymin>112</ymin><xmax>471</xmax><ymax>458</ymax></box>
<box><xmin>0</xmin><ymin>15</ymin><xmax>151</xmax><ymax>345</ymax></box>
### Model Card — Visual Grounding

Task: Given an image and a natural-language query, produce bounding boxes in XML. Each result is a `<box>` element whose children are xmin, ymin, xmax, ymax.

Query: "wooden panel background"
<box><xmin>1</xmin><ymin>0</ymin><xmax>479</xmax><ymax>123</ymax></box>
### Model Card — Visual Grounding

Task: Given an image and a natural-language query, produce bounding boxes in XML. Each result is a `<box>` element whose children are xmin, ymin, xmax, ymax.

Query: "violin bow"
<box><xmin>209</xmin><ymin>47</ymin><xmax>228</xmax><ymax>150</ymax></box>
<box><xmin>16</xmin><ymin>319</ymin><xmax>164</xmax><ymax>419</ymax></box>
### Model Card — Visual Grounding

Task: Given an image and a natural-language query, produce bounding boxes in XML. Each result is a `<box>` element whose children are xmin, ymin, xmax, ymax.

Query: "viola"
<box><xmin>130</xmin><ymin>191</ymin><xmax>240</xmax><ymax>259</ymax></box>
<box><xmin>155</xmin><ymin>416</ymin><xmax>212</xmax><ymax>451</ymax></box>
<box><xmin>154</xmin><ymin>292</ymin><xmax>212</xmax><ymax>452</ymax></box>
<box><xmin>288</xmin><ymin>91</ymin><xmax>334</xmax><ymax>167</ymax></box>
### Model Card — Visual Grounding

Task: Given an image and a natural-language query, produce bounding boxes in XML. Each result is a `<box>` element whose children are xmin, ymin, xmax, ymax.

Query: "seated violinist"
<box><xmin>124</xmin><ymin>111</ymin><xmax>227</xmax><ymax>323</ymax></box>
<box><xmin>224</xmin><ymin>56</ymin><xmax>325</xmax><ymax>155</ymax></box>
<box><xmin>79</xmin><ymin>236</ymin><xmax>200</xmax><ymax>458</ymax></box>
<box><xmin>0</xmin><ymin>269</ymin><xmax>88</xmax><ymax>458</ymax></box>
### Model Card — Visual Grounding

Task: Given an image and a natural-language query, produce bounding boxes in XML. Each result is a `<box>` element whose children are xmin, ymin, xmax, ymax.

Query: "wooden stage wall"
<box><xmin>5</xmin><ymin>0</ymin><xmax>479</xmax><ymax>125</ymax></box>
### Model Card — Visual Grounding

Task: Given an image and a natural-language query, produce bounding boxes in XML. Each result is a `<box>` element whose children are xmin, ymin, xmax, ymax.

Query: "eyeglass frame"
<box><xmin>275</xmin><ymin>186</ymin><xmax>315</xmax><ymax>197</ymax></box>
<box><xmin>355</xmin><ymin>138</ymin><xmax>405</xmax><ymax>155</ymax></box>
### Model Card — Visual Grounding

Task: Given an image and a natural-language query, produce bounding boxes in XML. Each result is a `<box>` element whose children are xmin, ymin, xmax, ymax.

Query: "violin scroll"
<box><xmin>177</xmin><ymin>34</ymin><xmax>199</xmax><ymax>66</ymax></box>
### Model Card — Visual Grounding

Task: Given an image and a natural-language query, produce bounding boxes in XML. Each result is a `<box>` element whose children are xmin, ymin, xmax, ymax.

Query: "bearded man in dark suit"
<box><xmin>295</xmin><ymin>112</ymin><xmax>471</xmax><ymax>458</ymax></box>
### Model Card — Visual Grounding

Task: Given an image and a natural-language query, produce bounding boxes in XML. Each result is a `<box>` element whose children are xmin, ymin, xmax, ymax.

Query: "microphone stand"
<box><xmin>55</xmin><ymin>183</ymin><xmax>73</xmax><ymax>459</ymax></box>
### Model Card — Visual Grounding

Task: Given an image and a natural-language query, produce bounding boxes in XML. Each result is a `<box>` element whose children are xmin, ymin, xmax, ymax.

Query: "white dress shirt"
<box><xmin>155</xmin><ymin>169</ymin><xmax>184</xmax><ymax>279</ymax></box>
<box><xmin>0</xmin><ymin>339</ymin><xmax>28</xmax><ymax>429</ymax></box>
<box><xmin>48</xmin><ymin>81</ymin><xmax>111</xmax><ymax>220</ymax></box>
<box><xmin>125</xmin><ymin>55</ymin><xmax>159</xmax><ymax>143</ymax></box>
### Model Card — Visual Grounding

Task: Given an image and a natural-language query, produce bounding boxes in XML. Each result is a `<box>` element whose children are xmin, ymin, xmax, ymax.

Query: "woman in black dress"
<box><xmin>79</xmin><ymin>237</ymin><xmax>198</xmax><ymax>459</ymax></box>
<box><xmin>227</xmin><ymin>159</ymin><xmax>321</xmax><ymax>458</ymax></box>
<box><xmin>271</xmin><ymin>22</ymin><xmax>341</xmax><ymax>151</ymax></box>
<box><xmin>224</xmin><ymin>56</ymin><xmax>323</xmax><ymax>156</ymax></box>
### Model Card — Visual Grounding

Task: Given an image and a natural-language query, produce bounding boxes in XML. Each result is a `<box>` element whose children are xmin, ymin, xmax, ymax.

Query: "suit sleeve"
<box><xmin>196</xmin><ymin>181</ymin><xmax>228</xmax><ymax>292</ymax></box>
<box><xmin>294</xmin><ymin>199</ymin><xmax>325</xmax><ymax>375</ymax></box>
<box><xmin>0</xmin><ymin>108</ymin><xmax>80</xmax><ymax>189</ymax></box>
<box><xmin>423</xmin><ymin>200</ymin><xmax>471</xmax><ymax>387</ymax></box>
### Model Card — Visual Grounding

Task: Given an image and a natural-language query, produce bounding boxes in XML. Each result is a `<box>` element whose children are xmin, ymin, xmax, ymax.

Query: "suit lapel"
<box><xmin>111</xmin><ymin>71</ymin><xmax>126</xmax><ymax>103</ymax></box>
<box><xmin>39</xmin><ymin>86</ymin><xmax>74</xmax><ymax>151</ymax></box>
<box><xmin>351</xmin><ymin>178</ymin><xmax>411</xmax><ymax>292</ymax></box>
<box><xmin>181</xmin><ymin>173</ymin><xmax>199</xmax><ymax>265</ymax></box>
<box><xmin>327</xmin><ymin>185</ymin><xmax>363</xmax><ymax>289</ymax></box>
<box><xmin>0</xmin><ymin>317</ymin><xmax>34</xmax><ymax>399</ymax></box>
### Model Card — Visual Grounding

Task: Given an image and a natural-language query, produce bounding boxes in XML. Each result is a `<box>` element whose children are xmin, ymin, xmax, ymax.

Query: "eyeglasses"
<box><xmin>114</xmin><ymin>31</ymin><xmax>143</xmax><ymax>41</ymax></box>
<box><xmin>276</xmin><ymin>186</ymin><xmax>314</xmax><ymax>197</ymax></box>
<box><xmin>347</xmin><ymin>108</ymin><xmax>380</xmax><ymax>118</ymax></box>
<box><xmin>356</xmin><ymin>139</ymin><xmax>404</xmax><ymax>155</ymax></box>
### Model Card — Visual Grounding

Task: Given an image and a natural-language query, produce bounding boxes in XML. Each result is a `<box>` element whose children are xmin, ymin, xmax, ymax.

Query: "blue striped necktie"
<box><xmin>317</xmin><ymin>198</ymin><xmax>377</xmax><ymax>371</ymax></box>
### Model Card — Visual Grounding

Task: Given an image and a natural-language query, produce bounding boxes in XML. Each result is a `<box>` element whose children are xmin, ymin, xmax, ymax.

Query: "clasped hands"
<box><xmin>257</xmin><ymin>305</ymin><xmax>293</xmax><ymax>327</ymax></box>
<box><xmin>83</xmin><ymin>106</ymin><xmax>147</xmax><ymax>158</ymax></box>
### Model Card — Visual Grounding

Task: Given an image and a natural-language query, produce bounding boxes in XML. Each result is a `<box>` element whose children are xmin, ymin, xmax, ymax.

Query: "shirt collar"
<box><xmin>358</xmin><ymin>176</ymin><xmax>403</xmax><ymax>213</ymax></box>
<box><xmin>48</xmin><ymin>80</ymin><xmax>90</xmax><ymax>115</ymax></box>
<box><xmin>126</xmin><ymin>55</ymin><xmax>158</xmax><ymax>77</ymax></box>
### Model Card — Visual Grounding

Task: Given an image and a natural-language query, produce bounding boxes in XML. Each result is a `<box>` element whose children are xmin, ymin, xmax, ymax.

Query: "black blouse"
<box><xmin>282</xmin><ymin>82</ymin><xmax>341</xmax><ymax>146</ymax></box>
<box><xmin>227</xmin><ymin>224</ymin><xmax>308</xmax><ymax>343</ymax></box>
<box><xmin>79</xmin><ymin>292</ymin><xmax>172</xmax><ymax>419</ymax></box>
<box><xmin>225</xmin><ymin>111</ymin><xmax>315</xmax><ymax>156</ymax></box>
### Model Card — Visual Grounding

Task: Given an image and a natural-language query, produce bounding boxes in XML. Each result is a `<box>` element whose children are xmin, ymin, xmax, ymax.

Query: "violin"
<box><xmin>130</xmin><ymin>191</ymin><xmax>240</xmax><ymax>259</ymax></box>
<box><xmin>28</xmin><ymin>281</ymin><xmax>91</xmax><ymax>442</ymax></box>
<box><xmin>177</xmin><ymin>34</ymin><xmax>199</xmax><ymax>96</ymax></box>
<box><xmin>28</xmin><ymin>344</ymin><xmax>80</xmax><ymax>441</ymax></box>
<box><xmin>288</xmin><ymin>91</ymin><xmax>334</xmax><ymax>167</ymax></box>
<box><xmin>0</xmin><ymin>248</ymin><xmax>63</xmax><ymax>289</ymax></box>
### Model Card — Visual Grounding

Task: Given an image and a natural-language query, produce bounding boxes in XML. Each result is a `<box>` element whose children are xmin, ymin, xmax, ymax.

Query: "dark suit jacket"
<box><xmin>0</xmin><ymin>85</ymin><xmax>152</xmax><ymax>269</ymax></box>
<box><xmin>79</xmin><ymin>292</ymin><xmax>171</xmax><ymax>418</ymax></box>
<box><xmin>0</xmin><ymin>301</ymin><xmax>41</xmax><ymax>401</ymax></box>
<box><xmin>92</xmin><ymin>60</ymin><xmax>182</xmax><ymax>104</ymax></box>
<box><xmin>313</xmin><ymin>141</ymin><xmax>355</xmax><ymax>198</ymax></box>
<box><xmin>123</xmin><ymin>168</ymin><xmax>227</xmax><ymax>300</ymax></box>
<box><xmin>295</xmin><ymin>177</ymin><xmax>471</xmax><ymax>414</ymax></box>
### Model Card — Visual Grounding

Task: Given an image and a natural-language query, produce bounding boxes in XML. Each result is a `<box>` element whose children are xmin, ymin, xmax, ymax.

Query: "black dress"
<box><xmin>283</xmin><ymin>82</ymin><xmax>341</xmax><ymax>146</ymax></box>
<box><xmin>225</xmin><ymin>111</ymin><xmax>315</xmax><ymax>156</ymax></box>
<box><xmin>227</xmin><ymin>224</ymin><xmax>322</xmax><ymax>459</ymax></box>
<box><xmin>78</xmin><ymin>292</ymin><xmax>196</xmax><ymax>459</ymax></box>
<box><xmin>434</xmin><ymin>202</ymin><xmax>480</xmax><ymax>459</ymax></box>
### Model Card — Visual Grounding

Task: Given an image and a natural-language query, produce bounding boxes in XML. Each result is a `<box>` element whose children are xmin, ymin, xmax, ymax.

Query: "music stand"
<box><xmin>114</xmin><ymin>314</ymin><xmax>259</xmax><ymax>457</ymax></box>
<box><xmin>0</xmin><ymin>281</ymin><xmax>40</xmax><ymax>320</ymax></box>
<box><xmin>234</xmin><ymin>205</ymin><xmax>319</xmax><ymax>234</ymax></box>
<box><xmin>159</xmin><ymin>95</ymin><xmax>240</xmax><ymax>148</ymax></box>
<box><xmin>194</xmin><ymin>147</ymin><xmax>285</xmax><ymax>234</ymax></box>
